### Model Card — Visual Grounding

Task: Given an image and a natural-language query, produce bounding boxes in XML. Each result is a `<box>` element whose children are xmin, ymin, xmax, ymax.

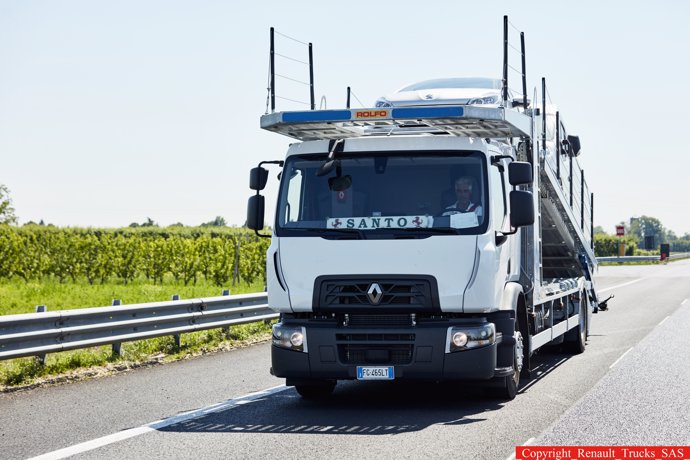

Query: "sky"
<box><xmin>2</xmin><ymin>1</ymin><xmax>690</xmax><ymax>235</ymax></box>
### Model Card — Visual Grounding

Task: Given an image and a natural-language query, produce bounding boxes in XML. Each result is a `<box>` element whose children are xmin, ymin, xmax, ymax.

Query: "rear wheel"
<box><xmin>294</xmin><ymin>380</ymin><xmax>336</xmax><ymax>399</ymax></box>
<box><xmin>566</xmin><ymin>292</ymin><xmax>588</xmax><ymax>354</ymax></box>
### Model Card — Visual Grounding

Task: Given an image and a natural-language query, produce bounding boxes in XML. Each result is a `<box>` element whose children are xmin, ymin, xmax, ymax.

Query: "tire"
<box><xmin>295</xmin><ymin>381</ymin><xmax>336</xmax><ymax>400</ymax></box>
<box><xmin>566</xmin><ymin>292</ymin><xmax>587</xmax><ymax>354</ymax></box>
<box><xmin>487</xmin><ymin>326</ymin><xmax>524</xmax><ymax>401</ymax></box>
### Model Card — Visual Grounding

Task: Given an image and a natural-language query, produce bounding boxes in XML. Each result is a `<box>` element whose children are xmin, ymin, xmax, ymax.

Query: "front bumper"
<box><xmin>271</xmin><ymin>321</ymin><xmax>498</xmax><ymax>381</ymax></box>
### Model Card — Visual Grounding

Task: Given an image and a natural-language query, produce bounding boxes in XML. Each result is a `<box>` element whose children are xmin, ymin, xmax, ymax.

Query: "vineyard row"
<box><xmin>0</xmin><ymin>226</ymin><xmax>270</xmax><ymax>286</ymax></box>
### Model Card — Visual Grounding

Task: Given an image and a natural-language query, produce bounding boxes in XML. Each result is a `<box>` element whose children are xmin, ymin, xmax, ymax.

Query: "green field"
<box><xmin>0</xmin><ymin>276</ymin><xmax>264</xmax><ymax>315</ymax></box>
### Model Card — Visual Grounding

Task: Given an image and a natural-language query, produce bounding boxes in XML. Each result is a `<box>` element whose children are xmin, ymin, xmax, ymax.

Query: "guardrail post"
<box><xmin>111</xmin><ymin>299</ymin><xmax>122</xmax><ymax>356</ymax></box>
<box><xmin>222</xmin><ymin>290</ymin><xmax>231</xmax><ymax>336</ymax></box>
<box><xmin>172</xmin><ymin>294</ymin><xmax>181</xmax><ymax>349</ymax></box>
<box><xmin>35</xmin><ymin>305</ymin><xmax>47</xmax><ymax>365</ymax></box>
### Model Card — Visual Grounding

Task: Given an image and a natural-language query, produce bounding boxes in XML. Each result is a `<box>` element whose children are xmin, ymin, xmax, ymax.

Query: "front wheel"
<box><xmin>487</xmin><ymin>328</ymin><xmax>524</xmax><ymax>400</ymax></box>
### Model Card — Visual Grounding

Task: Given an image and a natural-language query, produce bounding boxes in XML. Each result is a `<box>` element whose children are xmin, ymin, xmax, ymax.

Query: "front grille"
<box><xmin>339</xmin><ymin>345</ymin><xmax>414</xmax><ymax>365</ymax></box>
<box><xmin>346</xmin><ymin>314</ymin><xmax>414</xmax><ymax>327</ymax></box>
<box><xmin>336</xmin><ymin>333</ymin><xmax>416</xmax><ymax>342</ymax></box>
<box><xmin>336</xmin><ymin>331</ymin><xmax>416</xmax><ymax>365</ymax></box>
<box><xmin>314</xmin><ymin>276</ymin><xmax>439</xmax><ymax>313</ymax></box>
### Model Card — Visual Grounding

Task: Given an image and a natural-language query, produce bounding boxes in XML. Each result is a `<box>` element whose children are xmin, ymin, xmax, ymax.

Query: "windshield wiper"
<box><xmin>394</xmin><ymin>227</ymin><xmax>460</xmax><ymax>234</ymax></box>
<box><xmin>287</xmin><ymin>227</ymin><xmax>365</xmax><ymax>239</ymax></box>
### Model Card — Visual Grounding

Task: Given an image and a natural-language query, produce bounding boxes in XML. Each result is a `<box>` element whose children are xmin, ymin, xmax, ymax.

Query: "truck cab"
<box><xmin>249</xmin><ymin>113</ymin><xmax>537</xmax><ymax>399</ymax></box>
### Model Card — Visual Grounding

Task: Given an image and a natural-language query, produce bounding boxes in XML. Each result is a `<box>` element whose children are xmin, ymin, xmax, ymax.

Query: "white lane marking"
<box><xmin>682</xmin><ymin>299</ymin><xmax>688</xmax><ymax>306</ymax></box>
<box><xmin>609</xmin><ymin>347</ymin><xmax>633</xmax><ymax>369</ymax></box>
<box><xmin>598</xmin><ymin>278</ymin><xmax>644</xmax><ymax>293</ymax></box>
<box><xmin>658</xmin><ymin>316</ymin><xmax>670</xmax><ymax>326</ymax></box>
<box><xmin>29</xmin><ymin>385</ymin><xmax>289</xmax><ymax>460</ymax></box>
<box><xmin>506</xmin><ymin>437</ymin><xmax>536</xmax><ymax>460</ymax></box>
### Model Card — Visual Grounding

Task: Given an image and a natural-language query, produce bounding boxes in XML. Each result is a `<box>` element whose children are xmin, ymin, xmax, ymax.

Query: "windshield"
<box><xmin>400</xmin><ymin>78</ymin><xmax>502</xmax><ymax>92</ymax></box>
<box><xmin>276</xmin><ymin>151</ymin><xmax>488</xmax><ymax>238</ymax></box>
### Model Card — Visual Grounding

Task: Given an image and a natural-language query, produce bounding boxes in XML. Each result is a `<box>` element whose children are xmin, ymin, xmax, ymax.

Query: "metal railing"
<box><xmin>597</xmin><ymin>253</ymin><xmax>690</xmax><ymax>263</ymax></box>
<box><xmin>0</xmin><ymin>293</ymin><xmax>275</xmax><ymax>361</ymax></box>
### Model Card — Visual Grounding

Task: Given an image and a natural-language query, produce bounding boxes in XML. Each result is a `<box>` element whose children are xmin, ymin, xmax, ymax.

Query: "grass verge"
<box><xmin>0</xmin><ymin>276</ymin><xmax>272</xmax><ymax>390</ymax></box>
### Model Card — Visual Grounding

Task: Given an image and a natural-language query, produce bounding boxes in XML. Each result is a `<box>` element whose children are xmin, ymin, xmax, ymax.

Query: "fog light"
<box><xmin>446</xmin><ymin>323</ymin><xmax>496</xmax><ymax>353</ymax></box>
<box><xmin>290</xmin><ymin>331</ymin><xmax>304</xmax><ymax>347</ymax></box>
<box><xmin>452</xmin><ymin>332</ymin><xmax>468</xmax><ymax>348</ymax></box>
<box><xmin>272</xmin><ymin>323</ymin><xmax>308</xmax><ymax>352</ymax></box>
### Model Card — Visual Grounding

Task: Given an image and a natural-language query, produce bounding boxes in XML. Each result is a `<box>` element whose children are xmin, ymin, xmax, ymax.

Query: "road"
<box><xmin>2</xmin><ymin>260</ymin><xmax>690</xmax><ymax>459</ymax></box>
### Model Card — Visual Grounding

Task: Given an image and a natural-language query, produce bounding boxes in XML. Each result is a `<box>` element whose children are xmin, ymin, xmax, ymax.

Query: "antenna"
<box><xmin>270</xmin><ymin>27</ymin><xmax>275</xmax><ymax>113</ymax></box>
<box><xmin>309</xmin><ymin>43</ymin><xmax>315</xmax><ymax>110</ymax></box>
<box><xmin>502</xmin><ymin>15</ymin><xmax>509</xmax><ymax>104</ymax></box>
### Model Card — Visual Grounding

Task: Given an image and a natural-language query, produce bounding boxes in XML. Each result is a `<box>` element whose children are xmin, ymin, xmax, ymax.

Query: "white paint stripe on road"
<box><xmin>506</xmin><ymin>437</ymin><xmax>536</xmax><ymax>460</ymax></box>
<box><xmin>609</xmin><ymin>347</ymin><xmax>633</xmax><ymax>369</ymax></box>
<box><xmin>682</xmin><ymin>299</ymin><xmax>688</xmax><ymax>306</ymax></box>
<box><xmin>28</xmin><ymin>385</ymin><xmax>289</xmax><ymax>460</ymax></box>
<box><xmin>598</xmin><ymin>278</ymin><xmax>645</xmax><ymax>294</ymax></box>
<box><xmin>658</xmin><ymin>316</ymin><xmax>669</xmax><ymax>326</ymax></box>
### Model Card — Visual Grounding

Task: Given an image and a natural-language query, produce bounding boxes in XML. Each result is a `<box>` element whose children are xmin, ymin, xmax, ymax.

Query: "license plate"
<box><xmin>356</xmin><ymin>366</ymin><xmax>394</xmax><ymax>380</ymax></box>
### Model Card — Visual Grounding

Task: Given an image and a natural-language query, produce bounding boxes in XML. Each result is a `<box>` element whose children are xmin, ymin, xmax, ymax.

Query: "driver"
<box><xmin>442</xmin><ymin>176</ymin><xmax>483</xmax><ymax>218</ymax></box>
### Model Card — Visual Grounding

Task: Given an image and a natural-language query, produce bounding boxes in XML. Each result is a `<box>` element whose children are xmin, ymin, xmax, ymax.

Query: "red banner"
<box><xmin>516</xmin><ymin>446</ymin><xmax>688</xmax><ymax>460</ymax></box>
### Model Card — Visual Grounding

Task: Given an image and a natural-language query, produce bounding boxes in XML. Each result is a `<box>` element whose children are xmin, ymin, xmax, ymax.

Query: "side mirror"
<box><xmin>509</xmin><ymin>190</ymin><xmax>534</xmax><ymax>228</ymax></box>
<box><xmin>328</xmin><ymin>175</ymin><xmax>352</xmax><ymax>192</ymax></box>
<box><xmin>567</xmin><ymin>135</ymin><xmax>581</xmax><ymax>157</ymax></box>
<box><xmin>508</xmin><ymin>161</ymin><xmax>533</xmax><ymax>186</ymax></box>
<box><xmin>250</xmin><ymin>167</ymin><xmax>269</xmax><ymax>191</ymax></box>
<box><xmin>247</xmin><ymin>195</ymin><xmax>265</xmax><ymax>231</ymax></box>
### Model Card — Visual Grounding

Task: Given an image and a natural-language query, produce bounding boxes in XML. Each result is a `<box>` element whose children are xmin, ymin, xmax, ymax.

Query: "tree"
<box><xmin>129</xmin><ymin>217</ymin><xmax>158</xmax><ymax>228</ymax></box>
<box><xmin>201</xmin><ymin>216</ymin><xmax>227</xmax><ymax>227</ymax></box>
<box><xmin>0</xmin><ymin>184</ymin><xmax>18</xmax><ymax>225</ymax></box>
<box><xmin>628</xmin><ymin>216</ymin><xmax>666</xmax><ymax>249</ymax></box>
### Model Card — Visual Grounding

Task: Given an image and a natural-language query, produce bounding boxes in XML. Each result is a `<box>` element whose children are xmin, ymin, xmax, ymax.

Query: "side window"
<box><xmin>489</xmin><ymin>165</ymin><xmax>507</xmax><ymax>230</ymax></box>
<box><xmin>285</xmin><ymin>170</ymin><xmax>303</xmax><ymax>223</ymax></box>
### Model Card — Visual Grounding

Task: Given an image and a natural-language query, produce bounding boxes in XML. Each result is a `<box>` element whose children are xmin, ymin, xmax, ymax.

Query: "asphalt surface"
<box><xmin>2</xmin><ymin>260</ymin><xmax>690</xmax><ymax>459</ymax></box>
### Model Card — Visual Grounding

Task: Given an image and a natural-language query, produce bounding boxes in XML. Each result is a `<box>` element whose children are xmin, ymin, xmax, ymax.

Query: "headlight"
<box><xmin>446</xmin><ymin>323</ymin><xmax>495</xmax><ymax>353</ymax></box>
<box><xmin>272</xmin><ymin>323</ymin><xmax>308</xmax><ymax>352</ymax></box>
<box><xmin>468</xmin><ymin>95</ymin><xmax>500</xmax><ymax>105</ymax></box>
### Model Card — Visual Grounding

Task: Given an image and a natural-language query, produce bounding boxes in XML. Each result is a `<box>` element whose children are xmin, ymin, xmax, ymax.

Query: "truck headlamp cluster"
<box><xmin>446</xmin><ymin>323</ymin><xmax>496</xmax><ymax>353</ymax></box>
<box><xmin>272</xmin><ymin>323</ymin><xmax>308</xmax><ymax>353</ymax></box>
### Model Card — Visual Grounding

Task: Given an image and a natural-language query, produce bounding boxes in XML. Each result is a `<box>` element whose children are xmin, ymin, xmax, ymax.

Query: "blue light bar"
<box><xmin>391</xmin><ymin>106</ymin><xmax>464</xmax><ymax>119</ymax></box>
<box><xmin>282</xmin><ymin>110</ymin><xmax>352</xmax><ymax>123</ymax></box>
<box><xmin>278</xmin><ymin>106</ymin><xmax>466</xmax><ymax>124</ymax></box>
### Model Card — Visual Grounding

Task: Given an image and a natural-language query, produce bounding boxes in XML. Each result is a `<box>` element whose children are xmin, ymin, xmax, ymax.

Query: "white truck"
<box><xmin>247</xmin><ymin>18</ymin><xmax>609</xmax><ymax>400</ymax></box>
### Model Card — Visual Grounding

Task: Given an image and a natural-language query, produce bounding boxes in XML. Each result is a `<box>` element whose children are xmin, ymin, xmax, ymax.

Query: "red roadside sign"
<box><xmin>616</xmin><ymin>225</ymin><xmax>625</xmax><ymax>236</ymax></box>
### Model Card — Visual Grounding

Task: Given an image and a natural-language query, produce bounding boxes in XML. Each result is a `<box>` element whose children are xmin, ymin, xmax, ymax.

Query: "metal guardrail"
<box><xmin>597</xmin><ymin>253</ymin><xmax>690</xmax><ymax>263</ymax></box>
<box><xmin>0</xmin><ymin>293</ymin><xmax>275</xmax><ymax>361</ymax></box>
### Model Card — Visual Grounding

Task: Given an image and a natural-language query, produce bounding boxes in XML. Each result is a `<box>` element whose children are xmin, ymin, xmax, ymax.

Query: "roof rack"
<box><xmin>260</xmin><ymin>105</ymin><xmax>532</xmax><ymax>141</ymax></box>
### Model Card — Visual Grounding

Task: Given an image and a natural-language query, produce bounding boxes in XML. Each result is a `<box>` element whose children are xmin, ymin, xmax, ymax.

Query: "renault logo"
<box><xmin>367</xmin><ymin>283</ymin><xmax>383</xmax><ymax>305</ymax></box>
